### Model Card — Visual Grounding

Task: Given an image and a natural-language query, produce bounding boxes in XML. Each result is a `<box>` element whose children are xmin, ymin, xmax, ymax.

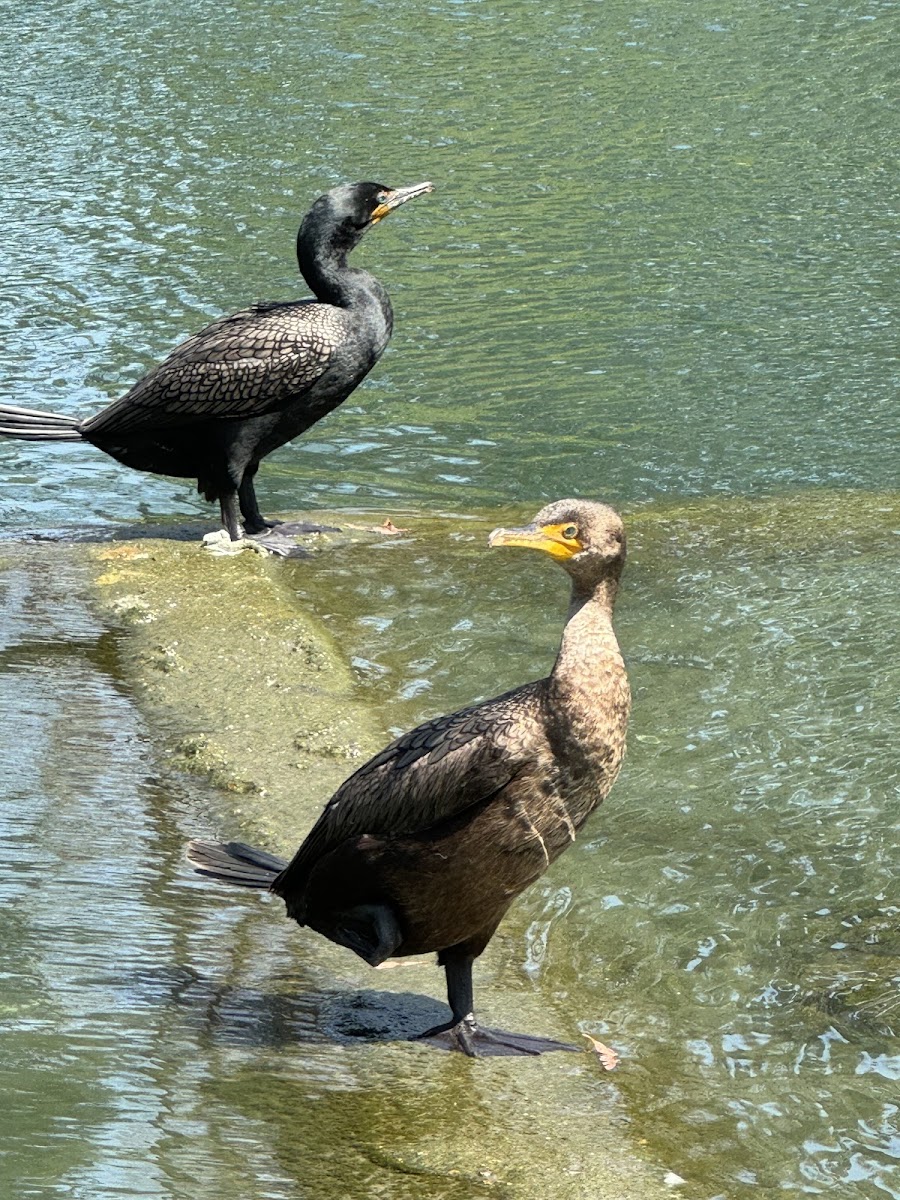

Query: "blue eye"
<box><xmin>562</xmin><ymin>525</ymin><xmax>577</xmax><ymax>540</ymax></box>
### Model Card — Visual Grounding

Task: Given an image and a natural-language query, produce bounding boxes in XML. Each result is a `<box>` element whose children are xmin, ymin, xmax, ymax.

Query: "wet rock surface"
<box><xmin>61</xmin><ymin>515</ymin><xmax>679</xmax><ymax>1199</ymax></box>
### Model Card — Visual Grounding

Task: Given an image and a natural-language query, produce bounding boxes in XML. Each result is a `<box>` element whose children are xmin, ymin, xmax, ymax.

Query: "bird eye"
<box><xmin>562</xmin><ymin>525</ymin><xmax>578</xmax><ymax>540</ymax></box>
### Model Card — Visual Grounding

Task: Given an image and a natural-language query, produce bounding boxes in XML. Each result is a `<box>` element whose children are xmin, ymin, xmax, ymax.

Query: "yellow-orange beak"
<box><xmin>488</xmin><ymin>522</ymin><xmax>583</xmax><ymax>561</ymax></box>
<box><xmin>371</xmin><ymin>181</ymin><xmax>434</xmax><ymax>224</ymax></box>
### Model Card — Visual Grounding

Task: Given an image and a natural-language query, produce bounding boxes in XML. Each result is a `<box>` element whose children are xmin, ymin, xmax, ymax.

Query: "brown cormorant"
<box><xmin>0</xmin><ymin>180</ymin><xmax>433</xmax><ymax>540</ymax></box>
<box><xmin>187</xmin><ymin>499</ymin><xmax>631</xmax><ymax>1056</ymax></box>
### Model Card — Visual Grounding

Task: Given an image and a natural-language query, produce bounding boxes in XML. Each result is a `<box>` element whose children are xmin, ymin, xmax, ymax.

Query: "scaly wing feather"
<box><xmin>83</xmin><ymin>301</ymin><xmax>347</xmax><ymax>434</ymax></box>
<box><xmin>273</xmin><ymin>681</ymin><xmax>546</xmax><ymax>896</ymax></box>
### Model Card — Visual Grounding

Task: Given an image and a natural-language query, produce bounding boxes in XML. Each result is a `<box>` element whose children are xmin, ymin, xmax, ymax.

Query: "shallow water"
<box><xmin>288</xmin><ymin>493</ymin><xmax>900</xmax><ymax>1196</ymax></box>
<box><xmin>1</xmin><ymin>0</ymin><xmax>898</xmax><ymax>1196</ymax></box>
<box><xmin>0</xmin><ymin>544</ymin><xmax>666</xmax><ymax>1200</ymax></box>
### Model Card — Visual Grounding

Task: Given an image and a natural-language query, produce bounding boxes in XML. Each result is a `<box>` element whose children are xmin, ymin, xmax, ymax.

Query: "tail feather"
<box><xmin>186</xmin><ymin>839</ymin><xmax>287</xmax><ymax>889</ymax></box>
<box><xmin>0</xmin><ymin>403</ymin><xmax>84</xmax><ymax>441</ymax></box>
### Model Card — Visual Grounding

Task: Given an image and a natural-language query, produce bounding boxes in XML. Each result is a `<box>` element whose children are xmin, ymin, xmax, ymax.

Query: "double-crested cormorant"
<box><xmin>187</xmin><ymin>499</ymin><xmax>630</xmax><ymax>1056</ymax></box>
<box><xmin>0</xmin><ymin>181</ymin><xmax>433</xmax><ymax>539</ymax></box>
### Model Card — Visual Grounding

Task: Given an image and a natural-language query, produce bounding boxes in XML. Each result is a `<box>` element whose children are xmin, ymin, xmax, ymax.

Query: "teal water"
<box><xmin>292</xmin><ymin>495</ymin><xmax>900</xmax><ymax>1197</ymax></box>
<box><xmin>1</xmin><ymin>0</ymin><xmax>898</xmax><ymax>1196</ymax></box>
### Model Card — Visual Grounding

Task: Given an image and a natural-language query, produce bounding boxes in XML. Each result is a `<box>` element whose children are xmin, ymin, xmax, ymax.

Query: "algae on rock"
<box><xmin>89</xmin><ymin>534</ymin><xmax>386</xmax><ymax>847</ymax></box>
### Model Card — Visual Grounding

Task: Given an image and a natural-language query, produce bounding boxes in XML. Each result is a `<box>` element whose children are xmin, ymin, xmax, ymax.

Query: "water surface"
<box><xmin>1</xmin><ymin>0</ymin><xmax>898</xmax><ymax>1196</ymax></box>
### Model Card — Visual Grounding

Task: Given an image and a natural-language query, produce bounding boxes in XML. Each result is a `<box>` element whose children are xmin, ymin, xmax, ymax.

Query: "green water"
<box><xmin>291</xmin><ymin>494</ymin><xmax>900</xmax><ymax>1196</ymax></box>
<box><xmin>1</xmin><ymin>0</ymin><xmax>898</xmax><ymax>1196</ymax></box>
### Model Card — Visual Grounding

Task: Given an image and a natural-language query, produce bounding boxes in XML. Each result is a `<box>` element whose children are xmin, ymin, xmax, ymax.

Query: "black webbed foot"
<box><xmin>413</xmin><ymin>1013</ymin><xmax>582</xmax><ymax>1058</ymax></box>
<box><xmin>242</xmin><ymin>516</ymin><xmax>283</xmax><ymax>534</ymax></box>
<box><xmin>244</xmin><ymin>529</ymin><xmax>313</xmax><ymax>559</ymax></box>
<box><xmin>244</xmin><ymin>521</ymin><xmax>340</xmax><ymax>558</ymax></box>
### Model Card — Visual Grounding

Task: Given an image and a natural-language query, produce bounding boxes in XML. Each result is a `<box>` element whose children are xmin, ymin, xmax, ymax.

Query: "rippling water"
<box><xmin>1</xmin><ymin>0</ymin><xmax>898</xmax><ymax>1196</ymax></box>
<box><xmin>291</xmin><ymin>494</ymin><xmax>900</xmax><ymax>1196</ymax></box>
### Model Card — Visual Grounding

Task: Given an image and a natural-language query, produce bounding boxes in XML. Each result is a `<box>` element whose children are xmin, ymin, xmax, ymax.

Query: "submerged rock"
<box><xmin>87</xmin><ymin>525</ymin><xmax>387</xmax><ymax>841</ymax></box>
<box><xmin>74</xmin><ymin>511</ymin><xmax>678</xmax><ymax>1200</ymax></box>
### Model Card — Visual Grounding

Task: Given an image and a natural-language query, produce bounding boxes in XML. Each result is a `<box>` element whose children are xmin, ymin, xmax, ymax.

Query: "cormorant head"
<box><xmin>299</xmin><ymin>180</ymin><xmax>434</xmax><ymax>259</ymax></box>
<box><xmin>489</xmin><ymin>499</ymin><xmax>627</xmax><ymax>592</ymax></box>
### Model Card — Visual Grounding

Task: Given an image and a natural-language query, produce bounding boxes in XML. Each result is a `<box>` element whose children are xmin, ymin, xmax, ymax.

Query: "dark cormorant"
<box><xmin>0</xmin><ymin>180</ymin><xmax>433</xmax><ymax>539</ymax></box>
<box><xmin>188</xmin><ymin>499</ymin><xmax>631</xmax><ymax>1056</ymax></box>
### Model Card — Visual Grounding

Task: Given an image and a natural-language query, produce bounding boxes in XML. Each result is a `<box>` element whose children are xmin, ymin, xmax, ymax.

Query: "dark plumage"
<box><xmin>0</xmin><ymin>180</ymin><xmax>433</xmax><ymax>539</ymax></box>
<box><xmin>188</xmin><ymin>499</ymin><xmax>631</xmax><ymax>1056</ymax></box>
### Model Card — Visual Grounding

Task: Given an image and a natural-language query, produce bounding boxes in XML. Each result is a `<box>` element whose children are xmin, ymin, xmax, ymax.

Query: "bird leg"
<box><xmin>413</xmin><ymin>951</ymin><xmax>582</xmax><ymax>1057</ymax></box>
<box><xmin>239</xmin><ymin>471</ymin><xmax>282</xmax><ymax>534</ymax></box>
<box><xmin>219</xmin><ymin>491</ymin><xmax>244</xmax><ymax>542</ymax></box>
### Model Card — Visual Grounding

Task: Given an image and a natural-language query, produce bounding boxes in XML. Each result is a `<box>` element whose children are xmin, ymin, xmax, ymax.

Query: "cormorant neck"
<box><xmin>297</xmin><ymin>234</ymin><xmax>387</xmax><ymax>313</ymax></box>
<box><xmin>552</xmin><ymin>573</ymin><xmax>623</xmax><ymax>685</ymax></box>
<box><xmin>544</xmin><ymin>566</ymin><xmax>630</xmax><ymax>833</ymax></box>
<box><xmin>565</xmin><ymin>574</ymin><xmax>619</xmax><ymax>624</ymax></box>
